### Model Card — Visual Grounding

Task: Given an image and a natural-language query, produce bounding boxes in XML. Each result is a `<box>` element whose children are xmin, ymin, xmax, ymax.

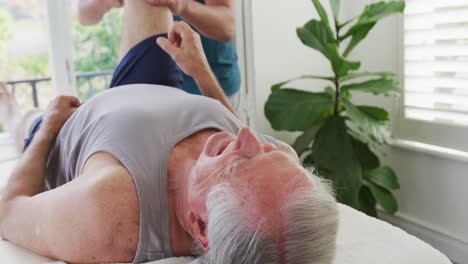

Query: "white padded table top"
<box><xmin>0</xmin><ymin>154</ymin><xmax>452</xmax><ymax>264</ymax></box>
<box><xmin>333</xmin><ymin>205</ymin><xmax>451</xmax><ymax>264</ymax></box>
<box><xmin>0</xmin><ymin>204</ymin><xmax>452</xmax><ymax>264</ymax></box>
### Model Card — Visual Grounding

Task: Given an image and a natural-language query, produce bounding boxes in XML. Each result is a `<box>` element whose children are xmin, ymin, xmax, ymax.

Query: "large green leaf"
<box><xmin>292</xmin><ymin>125</ymin><xmax>322</xmax><ymax>156</ymax></box>
<box><xmin>311</xmin><ymin>0</ymin><xmax>335</xmax><ymax>38</ymax></box>
<box><xmin>342</xmin><ymin>98</ymin><xmax>391</xmax><ymax>145</ymax></box>
<box><xmin>297</xmin><ymin>20</ymin><xmax>336</xmax><ymax>59</ymax></box>
<box><xmin>359</xmin><ymin>185</ymin><xmax>377</xmax><ymax>217</ymax></box>
<box><xmin>343</xmin><ymin>22</ymin><xmax>375</xmax><ymax>57</ymax></box>
<box><xmin>329</xmin><ymin>0</ymin><xmax>341</xmax><ymax>20</ymax></box>
<box><xmin>271</xmin><ymin>80</ymin><xmax>290</xmax><ymax>93</ymax></box>
<box><xmin>297</xmin><ymin>20</ymin><xmax>361</xmax><ymax>76</ymax></box>
<box><xmin>340</xmin><ymin>71</ymin><xmax>395</xmax><ymax>82</ymax></box>
<box><xmin>348</xmin><ymin>127</ymin><xmax>385</xmax><ymax>157</ymax></box>
<box><xmin>312</xmin><ymin>116</ymin><xmax>362</xmax><ymax>208</ymax></box>
<box><xmin>330</xmin><ymin>52</ymin><xmax>361</xmax><ymax>77</ymax></box>
<box><xmin>352</xmin><ymin>137</ymin><xmax>380</xmax><ymax>170</ymax></box>
<box><xmin>342</xmin><ymin>1</ymin><xmax>406</xmax><ymax>40</ymax></box>
<box><xmin>365</xmin><ymin>166</ymin><xmax>400</xmax><ymax>190</ymax></box>
<box><xmin>303</xmin><ymin>152</ymin><xmax>315</xmax><ymax>166</ymax></box>
<box><xmin>358</xmin><ymin>106</ymin><xmax>390</xmax><ymax>121</ymax></box>
<box><xmin>365</xmin><ymin>180</ymin><xmax>398</xmax><ymax>214</ymax></box>
<box><xmin>341</xmin><ymin>78</ymin><xmax>401</xmax><ymax>96</ymax></box>
<box><xmin>324</xmin><ymin>86</ymin><xmax>335</xmax><ymax>97</ymax></box>
<box><xmin>271</xmin><ymin>75</ymin><xmax>335</xmax><ymax>93</ymax></box>
<box><xmin>341</xmin><ymin>1</ymin><xmax>405</xmax><ymax>55</ymax></box>
<box><xmin>265</xmin><ymin>89</ymin><xmax>334</xmax><ymax>131</ymax></box>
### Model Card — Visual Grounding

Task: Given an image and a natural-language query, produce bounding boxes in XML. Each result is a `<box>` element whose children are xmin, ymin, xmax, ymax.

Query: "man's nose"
<box><xmin>234</xmin><ymin>128</ymin><xmax>262</xmax><ymax>157</ymax></box>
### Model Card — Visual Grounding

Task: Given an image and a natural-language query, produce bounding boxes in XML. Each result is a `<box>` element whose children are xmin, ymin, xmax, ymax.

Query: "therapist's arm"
<box><xmin>146</xmin><ymin>0</ymin><xmax>235</xmax><ymax>42</ymax></box>
<box><xmin>157</xmin><ymin>21</ymin><xmax>238</xmax><ymax>116</ymax></box>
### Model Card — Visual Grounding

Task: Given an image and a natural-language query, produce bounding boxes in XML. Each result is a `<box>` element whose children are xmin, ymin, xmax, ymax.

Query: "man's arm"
<box><xmin>0</xmin><ymin>96</ymin><xmax>139</xmax><ymax>262</ymax></box>
<box><xmin>0</xmin><ymin>156</ymin><xmax>139</xmax><ymax>263</ymax></box>
<box><xmin>146</xmin><ymin>0</ymin><xmax>235</xmax><ymax>42</ymax></box>
<box><xmin>157</xmin><ymin>21</ymin><xmax>238</xmax><ymax>116</ymax></box>
<box><xmin>0</xmin><ymin>96</ymin><xmax>80</xmax><ymax>202</ymax></box>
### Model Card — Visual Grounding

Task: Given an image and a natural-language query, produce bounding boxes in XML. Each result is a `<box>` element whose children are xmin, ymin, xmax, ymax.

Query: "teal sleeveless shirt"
<box><xmin>175</xmin><ymin>0</ymin><xmax>241</xmax><ymax>96</ymax></box>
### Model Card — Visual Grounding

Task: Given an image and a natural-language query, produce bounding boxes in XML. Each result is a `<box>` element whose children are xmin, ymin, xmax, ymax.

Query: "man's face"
<box><xmin>189</xmin><ymin>128</ymin><xmax>310</xmax><ymax>221</ymax></box>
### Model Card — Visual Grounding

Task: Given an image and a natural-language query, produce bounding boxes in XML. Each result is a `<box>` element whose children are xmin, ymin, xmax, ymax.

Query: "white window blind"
<box><xmin>404</xmin><ymin>0</ymin><xmax>468</xmax><ymax>126</ymax></box>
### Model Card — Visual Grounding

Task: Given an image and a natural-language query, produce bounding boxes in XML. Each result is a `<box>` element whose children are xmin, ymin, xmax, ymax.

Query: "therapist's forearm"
<box><xmin>180</xmin><ymin>1</ymin><xmax>234</xmax><ymax>42</ymax></box>
<box><xmin>1</xmin><ymin>130</ymin><xmax>54</xmax><ymax>202</ymax></box>
<box><xmin>194</xmin><ymin>67</ymin><xmax>238</xmax><ymax>117</ymax></box>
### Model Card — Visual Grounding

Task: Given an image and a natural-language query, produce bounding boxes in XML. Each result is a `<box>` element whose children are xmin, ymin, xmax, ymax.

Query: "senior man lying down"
<box><xmin>0</xmin><ymin>2</ymin><xmax>338</xmax><ymax>264</ymax></box>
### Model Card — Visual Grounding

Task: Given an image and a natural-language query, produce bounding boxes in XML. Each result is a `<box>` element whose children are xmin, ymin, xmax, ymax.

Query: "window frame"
<box><xmin>393</xmin><ymin>4</ymin><xmax>468</xmax><ymax>155</ymax></box>
<box><xmin>0</xmin><ymin>0</ymin><xmax>77</xmax><ymax>159</ymax></box>
<box><xmin>234</xmin><ymin>0</ymin><xmax>257</xmax><ymax>129</ymax></box>
<box><xmin>45</xmin><ymin>0</ymin><xmax>78</xmax><ymax>97</ymax></box>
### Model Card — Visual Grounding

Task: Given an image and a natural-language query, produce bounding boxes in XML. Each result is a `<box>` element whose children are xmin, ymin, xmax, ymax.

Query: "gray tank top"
<box><xmin>44</xmin><ymin>84</ymin><xmax>277</xmax><ymax>262</ymax></box>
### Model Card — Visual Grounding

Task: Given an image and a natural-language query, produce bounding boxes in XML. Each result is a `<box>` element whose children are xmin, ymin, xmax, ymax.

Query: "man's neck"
<box><xmin>167</xmin><ymin>129</ymin><xmax>218</xmax><ymax>256</ymax></box>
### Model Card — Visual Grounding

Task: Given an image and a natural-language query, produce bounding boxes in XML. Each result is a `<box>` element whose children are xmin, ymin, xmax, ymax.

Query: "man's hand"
<box><xmin>157</xmin><ymin>21</ymin><xmax>210</xmax><ymax>79</ymax></box>
<box><xmin>41</xmin><ymin>96</ymin><xmax>80</xmax><ymax>140</ymax></box>
<box><xmin>145</xmin><ymin>0</ymin><xmax>189</xmax><ymax>16</ymax></box>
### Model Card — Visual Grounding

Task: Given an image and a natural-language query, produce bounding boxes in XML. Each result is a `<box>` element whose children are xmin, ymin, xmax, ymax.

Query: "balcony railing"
<box><xmin>5</xmin><ymin>70</ymin><xmax>114</xmax><ymax>108</ymax></box>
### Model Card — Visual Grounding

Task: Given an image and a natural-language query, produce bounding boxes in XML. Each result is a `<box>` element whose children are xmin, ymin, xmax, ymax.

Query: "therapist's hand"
<box><xmin>156</xmin><ymin>21</ymin><xmax>210</xmax><ymax>79</ymax></box>
<box><xmin>145</xmin><ymin>0</ymin><xmax>189</xmax><ymax>16</ymax></box>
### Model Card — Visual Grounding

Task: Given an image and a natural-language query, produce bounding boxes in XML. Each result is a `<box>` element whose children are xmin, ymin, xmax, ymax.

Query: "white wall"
<box><xmin>250</xmin><ymin>0</ymin><xmax>334</xmax><ymax>140</ymax></box>
<box><xmin>249</xmin><ymin>0</ymin><xmax>468</xmax><ymax>262</ymax></box>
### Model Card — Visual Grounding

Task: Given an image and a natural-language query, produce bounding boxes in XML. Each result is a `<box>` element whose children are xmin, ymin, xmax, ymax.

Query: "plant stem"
<box><xmin>334</xmin><ymin>20</ymin><xmax>341</xmax><ymax>116</ymax></box>
<box><xmin>338</xmin><ymin>15</ymin><xmax>358</xmax><ymax>31</ymax></box>
<box><xmin>333</xmin><ymin>77</ymin><xmax>340</xmax><ymax>115</ymax></box>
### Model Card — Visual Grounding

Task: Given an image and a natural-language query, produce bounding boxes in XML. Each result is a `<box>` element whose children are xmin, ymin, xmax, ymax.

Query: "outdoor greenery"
<box><xmin>0</xmin><ymin>8</ymin><xmax>12</xmax><ymax>133</ymax></box>
<box><xmin>0</xmin><ymin>7</ymin><xmax>12</xmax><ymax>78</ymax></box>
<box><xmin>0</xmin><ymin>3</ymin><xmax>122</xmax><ymax>132</ymax></box>
<box><xmin>73</xmin><ymin>9</ymin><xmax>122</xmax><ymax>100</ymax></box>
<box><xmin>265</xmin><ymin>0</ymin><xmax>405</xmax><ymax>216</ymax></box>
<box><xmin>18</xmin><ymin>55</ymin><xmax>50</xmax><ymax>77</ymax></box>
<box><xmin>73</xmin><ymin>9</ymin><xmax>122</xmax><ymax>73</ymax></box>
<box><xmin>0</xmin><ymin>8</ymin><xmax>11</xmax><ymax>46</ymax></box>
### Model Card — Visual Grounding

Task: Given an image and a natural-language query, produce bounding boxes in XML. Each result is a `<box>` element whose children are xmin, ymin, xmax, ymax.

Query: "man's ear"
<box><xmin>188</xmin><ymin>210</ymin><xmax>209</xmax><ymax>251</ymax></box>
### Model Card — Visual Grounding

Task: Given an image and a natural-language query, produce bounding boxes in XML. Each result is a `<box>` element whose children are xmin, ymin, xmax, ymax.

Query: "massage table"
<box><xmin>0</xmin><ymin>204</ymin><xmax>452</xmax><ymax>264</ymax></box>
<box><xmin>0</xmin><ymin>149</ymin><xmax>452</xmax><ymax>263</ymax></box>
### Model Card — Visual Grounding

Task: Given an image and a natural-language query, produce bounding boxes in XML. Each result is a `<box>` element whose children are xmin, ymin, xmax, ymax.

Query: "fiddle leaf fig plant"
<box><xmin>264</xmin><ymin>0</ymin><xmax>405</xmax><ymax>217</ymax></box>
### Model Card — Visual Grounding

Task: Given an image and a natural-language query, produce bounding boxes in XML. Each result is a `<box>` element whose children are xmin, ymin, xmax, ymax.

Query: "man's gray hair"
<box><xmin>191</xmin><ymin>168</ymin><xmax>339</xmax><ymax>264</ymax></box>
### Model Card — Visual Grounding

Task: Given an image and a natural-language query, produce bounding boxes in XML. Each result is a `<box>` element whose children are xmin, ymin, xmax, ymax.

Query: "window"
<box><xmin>0</xmin><ymin>0</ymin><xmax>121</xmax><ymax>160</ymax></box>
<box><xmin>71</xmin><ymin>0</ymin><xmax>122</xmax><ymax>101</ymax></box>
<box><xmin>395</xmin><ymin>0</ymin><xmax>468</xmax><ymax>153</ymax></box>
<box><xmin>45</xmin><ymin>0</ymin><xmax>119</xmax><ymax>101</ymax></box>
<box><xmin>404</xmin><ymin>0</ymin><xmax>468</xmax><ymax>125</ymax></box>
<box><xmin>0</xmin><ymin>0</ymin><xmax>53</xmax><ymax>128</ymax></box>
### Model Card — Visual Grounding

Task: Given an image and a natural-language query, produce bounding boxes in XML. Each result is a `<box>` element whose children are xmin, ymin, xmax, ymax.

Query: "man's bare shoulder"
<box><xmin>0</xmin><ymin>151</ymin><xmax>139</xmax><ymax>262</ymax></box>
<box><xmin>83</xmin><ymin>151</ymin><xmax>129</xmax><ymax>175</ymax></box>
<box><xmin>77</xmin><ymin>151</ymin><xmax>140</xmax><ymax>261</ymax></box>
